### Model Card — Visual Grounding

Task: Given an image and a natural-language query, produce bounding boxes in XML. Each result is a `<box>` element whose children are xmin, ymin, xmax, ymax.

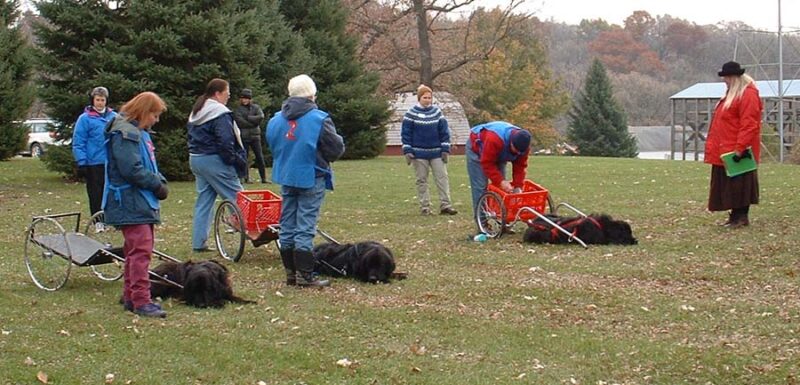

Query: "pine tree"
<box><xmin>0</xmin><ymin>0</ymin><xmax>34</xmax><ymax>160</ymax></box>
<box><xmin>35</xmin><ymin>0</ymin><xmax>298</xmax><ymax>179</ymax></box>
<box><xmin>567</xmin><ymin>59</ymin><xmax>637</xmax><ymax>157</ymax></box>
<box><xmin>279</xmin><ymin>0</ymin><xmax>389</xmax><ymax>159</ymax></box>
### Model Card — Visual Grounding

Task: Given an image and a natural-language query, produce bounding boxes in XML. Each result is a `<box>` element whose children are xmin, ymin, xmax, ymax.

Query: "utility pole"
<box><xmin>778</xmin><ymin>0</ymin><xmax>785</xmax><ymax>162</ymax></box>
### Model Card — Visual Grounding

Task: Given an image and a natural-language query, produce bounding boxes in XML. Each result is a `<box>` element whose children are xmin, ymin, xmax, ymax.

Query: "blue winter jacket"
<box><xmin>73</xmin><ymin>106</ymin><xmax>116</xmax><ymax>166</ymax></box>
<box><xmin>187</xmin><ymin>110</ymin><xmax>247</xmax><ymax>177</ymax></box>
<box><xmin>102</xmin><ymin>115</ymin><xmax>166</xmax><ymax>226</ymax></box>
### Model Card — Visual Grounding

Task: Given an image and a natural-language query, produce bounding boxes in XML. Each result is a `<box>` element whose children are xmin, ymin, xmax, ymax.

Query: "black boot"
<box><xmin>280</xmin><ymin>248</ymin><xmax>296</xmax><ymax>286</ymax></box>
<box><xmin>294</xmin><ymin>249</ymin><xmax>330</xmax><ymax>287</ymax></box>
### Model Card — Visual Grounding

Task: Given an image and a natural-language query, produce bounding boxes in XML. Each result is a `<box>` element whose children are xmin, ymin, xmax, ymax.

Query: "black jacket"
<box><xmin>233</xmin><ymin>103</ymin><xmax>264</xmax><ymax>140</ymax></box>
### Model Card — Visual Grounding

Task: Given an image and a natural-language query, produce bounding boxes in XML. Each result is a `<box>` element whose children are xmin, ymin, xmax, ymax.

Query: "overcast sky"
<box><xmin>477</xmin><ymin>0</ymin><xmax>800</xmax><ymax>31</ymax></box>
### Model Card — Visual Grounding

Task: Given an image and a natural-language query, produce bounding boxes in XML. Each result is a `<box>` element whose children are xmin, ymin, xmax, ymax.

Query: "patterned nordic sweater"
<box><xmin>401</xmin><ymin>104</ymin><xmax>451</xmax><ymax>159</ymax></box>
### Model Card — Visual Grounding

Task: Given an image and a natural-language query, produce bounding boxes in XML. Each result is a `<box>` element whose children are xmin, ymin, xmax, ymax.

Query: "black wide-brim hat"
<box><xmin>718</xmin><ymin>61</ymin><xmax>745</xmax><ymax>76</ymax></box>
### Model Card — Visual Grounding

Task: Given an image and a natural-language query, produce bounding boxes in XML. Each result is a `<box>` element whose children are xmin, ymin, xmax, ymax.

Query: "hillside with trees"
<box><xmin>10</xmin><ymin>1</ymin><xmax>800</xmax><ymax>163</ymax></box>
<box><xmin>344</xmin><ymin>2</ymin><xmax>800</xmax><ymax>138</ymax></box>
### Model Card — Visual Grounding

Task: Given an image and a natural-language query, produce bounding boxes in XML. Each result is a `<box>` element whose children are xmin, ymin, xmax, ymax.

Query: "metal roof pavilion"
<box><xmin>669</xmin><ymin>79</ymin><xmax>800</xmax><ymax>162</ymax></box>
<box><xmin>671</xmin><ymin>79</ymin><xmax>800</xmax><ymax>99</ymax></box>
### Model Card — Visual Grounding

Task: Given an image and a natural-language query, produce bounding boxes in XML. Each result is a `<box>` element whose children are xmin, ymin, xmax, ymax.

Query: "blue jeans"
<box><xmin>466</xmin><ymin>146</ymin><xmax>506</xmax><ymax>227</ymax></box>
<box><xmin>279</xmin><ymin>177</ymin><xmax>326</xmax><ymax>252</ymax></box>
<box><xmin>190</xmin><ymin>154</ymin><xmax>243</xmax><ymax>249</ymax></box>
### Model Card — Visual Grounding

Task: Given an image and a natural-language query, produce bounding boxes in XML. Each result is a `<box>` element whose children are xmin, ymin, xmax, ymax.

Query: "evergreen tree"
<box><xmin>35</xmin><ymin>0</ymin><xmax>297</xmax><ymax>179</ymax></box>
<box><xmin>0</xmin><ymin>0</ymin><xmax>34</xmax><ymax>160</ymax></box>
<box><xmin>567</xmin><ymin>59</ymin><xmax>637</xmax><ymax>157</ymax></box>
<box><xmin>279</xmin><ymin>0</ymin><xmax>389</xmax><ymax>159</ymax></box>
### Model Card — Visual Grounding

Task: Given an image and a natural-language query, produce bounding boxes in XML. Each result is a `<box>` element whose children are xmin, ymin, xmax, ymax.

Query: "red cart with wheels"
<box><xmin>214</xmin><ymin>190</ymin><xmax>282</xmax><ymax>262</ymax></box>
<box><xmin>476</xmin><ymin>179</ymin><xmax>591</xmax><ymax>247</ymax></box>
<box><xmin>213</xmin><ymin>189</ymin><xmax>340</xmax><ymax>262</ymax></box>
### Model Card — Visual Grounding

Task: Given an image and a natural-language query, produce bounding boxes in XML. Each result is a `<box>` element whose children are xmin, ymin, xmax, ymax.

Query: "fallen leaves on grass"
<box><xmin>36</xmin><ymin>371</ymin><xmax>48</xmax><ymax>383</ymax></box>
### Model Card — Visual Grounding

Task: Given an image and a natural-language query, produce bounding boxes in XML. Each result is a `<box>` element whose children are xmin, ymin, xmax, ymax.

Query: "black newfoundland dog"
<box><xmin>523</xmin><ymin>214</ymin><xmax>637</xmax><ymax>245</ymax></box>
<box><xmin>312</xmin><ymin>241</ymin><xmax>402</xmax><ymax>283</ymax></box>
<box><xmin>149</xmin><ymin>260</ymin><xmax>254</xmax><ymax>308</ymax></box>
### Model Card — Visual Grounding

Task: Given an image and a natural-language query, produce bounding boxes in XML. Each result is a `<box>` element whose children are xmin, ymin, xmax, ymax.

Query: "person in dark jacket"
<box><xmin>466</xmin><ymin>121</ymin><xmax>532</xmax><ymax>234</ymax></box>
<box><xmin>187</xmin><ymin>78</ymin><xmax>247</xmax><ymax>253</ymax></box>
<box><xmin>266</xmin><ymin>74</ymin><xmax>345</xmax><ymax>288</ymax></box>
<box><xmin>233</xmin><ymin>88</ymin><xmax>267</xmax><ymax>184</ymax></box>
<box><xmin>73</xmin><ymin>86</ymin><xmax>117</xmax><ymax>232</ymax></box>
<box><xmin>401</xmin><ymin>84</ymin><xmax>457</xmax><ymax>216</ymax></box>
<box><xmin>705</xmin><ymin>61</ymin><xmax>762</xmax><ymax>228</ymax></box>
<box><xmin>102</xmin><ymin>92</ymin><xmax>169</xmax><ymax>318</ymax></box>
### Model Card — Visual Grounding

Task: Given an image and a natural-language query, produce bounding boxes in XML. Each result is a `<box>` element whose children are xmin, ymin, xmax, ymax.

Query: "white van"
<box><xmin>20</xmin><ymin>118</ymin><xmax>59</xmax><ymax>157</ymax></box>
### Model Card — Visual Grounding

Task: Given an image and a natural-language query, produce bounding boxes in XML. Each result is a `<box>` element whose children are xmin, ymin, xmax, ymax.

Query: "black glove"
<box><xmin>731</xmin><ymin>148</ymin><xmax>752</xmax><ymax>163</ymax></box>
<box><xmin>441</xmin><ymin>152</ymin><xmax>449</xmax><ymax>163</ymax></box>
<box><xmin>154</xmin><ymin>184</ymin><xmax>169</xmax><ymax>200</ymax></box>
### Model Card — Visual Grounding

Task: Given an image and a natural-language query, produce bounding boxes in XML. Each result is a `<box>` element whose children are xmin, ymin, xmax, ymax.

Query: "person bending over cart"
<box><xmin>266</xmin><ymin>74</ymin><xmax>345</xmax><ymax>288</ymax></box>
<box><xmin>466</xmin><ymin>121</ymin><xmax>532</xmax><ymax>235</ymax></box>
<box><xmin>103</xmin><ymin>92</ymin><xmax>169</xmax><ymax>318</ymax></box>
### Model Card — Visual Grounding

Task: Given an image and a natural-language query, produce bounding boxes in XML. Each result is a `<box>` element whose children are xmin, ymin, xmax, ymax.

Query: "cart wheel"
<box><xmin>214</xmin><ymin>200</ymin><xmax>245</xmax><ymax>262</ymax></box>
<box><xmin>84</xmin><ymin>211</ymin><xmax>124</xmax><ymax>281</ymax></box>
<box><xmin>24</xmin><ymin>217</ymin><xmax>72</xmax><ymax>291</ymax></box>
<box><xmin>477</xmin><ymin>191</ymin><xmax>506</xmax><ymax>239</ymax></box>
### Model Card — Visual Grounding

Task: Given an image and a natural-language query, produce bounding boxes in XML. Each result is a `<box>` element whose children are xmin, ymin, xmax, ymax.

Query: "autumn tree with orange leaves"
<box><xmin>588</xmin><ymin>27</ymin><xmax>664</xmax><ymax>76</ymax></box>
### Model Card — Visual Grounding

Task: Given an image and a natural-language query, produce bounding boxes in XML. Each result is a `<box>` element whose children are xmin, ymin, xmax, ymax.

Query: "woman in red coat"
<box><xmin>705</xmin><ymin>61</ymin><xmax>762</xmax><ymax>228</ymax></box>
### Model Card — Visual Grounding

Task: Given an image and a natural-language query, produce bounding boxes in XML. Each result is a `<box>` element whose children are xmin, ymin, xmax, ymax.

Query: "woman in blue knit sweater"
<box><xmin>401</xmin><ymin>85</ymin><xmax>457</xmax><ymax>216</ymax></box>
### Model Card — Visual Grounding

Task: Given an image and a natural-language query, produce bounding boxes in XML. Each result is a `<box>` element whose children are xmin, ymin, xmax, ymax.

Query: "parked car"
<box><xmin>19</xmin><ymin>118</ymin><xmax>59</xmax><ymax>157</ymax></box>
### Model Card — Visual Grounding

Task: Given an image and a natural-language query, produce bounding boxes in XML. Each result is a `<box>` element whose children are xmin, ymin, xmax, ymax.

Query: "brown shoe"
<box><xmin>440</xmin><ymin>207</ymin><xmax>458</xmax><ymax>215</ymax></box>
<box><xmin>727</xmin><ymin>216</ymin><xmax>750</xmax><ymax>229</ymax></box>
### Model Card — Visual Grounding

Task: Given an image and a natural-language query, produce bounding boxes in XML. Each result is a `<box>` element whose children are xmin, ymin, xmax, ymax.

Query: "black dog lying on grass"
<box><xmin>312</xmin><ymin>241</ymin><xmax>406</xmax><ymax>283</ymax></box>
<box><xmin>523</xmin><ymin>214</ymin><xmax>637</xmax><ymax>245</ymax></box>
<box><xmin>150</xmin><ymin>260</ymin><xmax>254</xmax><ymax>308</ymax></box>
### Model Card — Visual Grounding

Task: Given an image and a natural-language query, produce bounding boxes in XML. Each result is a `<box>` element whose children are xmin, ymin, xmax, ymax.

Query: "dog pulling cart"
<box><xmin>213</xmin><ymin>189</ymin><xmax>338</xmax><ymax>262</ymax></box>
<box><xmin>476</xmin><ymin>179</ymin><xmax>591</xmax><ymax>248</ymax></box>
<box><xmin>24</xmin><ymin>211</ymin><xmax>183</xmax><ymax>291</ymax></box>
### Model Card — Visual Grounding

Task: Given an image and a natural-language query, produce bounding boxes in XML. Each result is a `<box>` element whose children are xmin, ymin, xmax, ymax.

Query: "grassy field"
<box><xmin>1</xmin><ymin>155</ymin><xmax>798</xmax><ymax>385</ymax></box>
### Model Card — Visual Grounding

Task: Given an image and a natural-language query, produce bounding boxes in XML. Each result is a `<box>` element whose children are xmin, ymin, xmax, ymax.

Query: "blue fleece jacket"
<box><xmin>73</xmin><ymin>106</ymin><xmax>116</xmax><ymax>166</ymax></box>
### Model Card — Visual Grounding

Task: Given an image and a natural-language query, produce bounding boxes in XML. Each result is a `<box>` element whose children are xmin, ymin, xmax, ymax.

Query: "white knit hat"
<box><xmin>287</xmin><ymin>74</ymin><xmax>317</xmax><ymax>98</ymax></box>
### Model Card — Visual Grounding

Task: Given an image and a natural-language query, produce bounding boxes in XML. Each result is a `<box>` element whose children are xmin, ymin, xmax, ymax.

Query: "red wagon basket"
<box><xmin>237</xmin><ymin>190</ymin><xmax>282</xmax><ymax>237</ymax></box>
<box><xmin>486</xmin><ymin>180</ymin><xmax>549</xmax><ymax>223</ymax></box>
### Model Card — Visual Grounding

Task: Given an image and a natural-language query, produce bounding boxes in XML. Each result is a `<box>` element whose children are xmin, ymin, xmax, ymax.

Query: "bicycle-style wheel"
<box><xmin>477</xmin><ymin>191</ymin><xmax>506</xmax><ymax>239</ymax></box>
<box><xmin>24</xmin><ymin>217</ymin><xmax>72</xmax><ymax>291</ymax></box>
<box><xmin>214</xmin><ymin>200</ymin><xmax>246</xmax><ymax>262</ymax></box>
<box><xmin>84</xmin><ymin>211</ymin><xmax>124</xmax><ymax>281</ymax></box>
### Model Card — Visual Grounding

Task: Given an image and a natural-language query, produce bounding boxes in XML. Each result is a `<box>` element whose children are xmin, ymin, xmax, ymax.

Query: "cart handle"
<box><xmin>518</xmin><ymin>207</ymin><xmax>588</xmax><ymax>249</ymax></box>
<box><xmin>32</xmin><ymin>212</ymin><xmax>81</xmax><ymax>233</ymax></box>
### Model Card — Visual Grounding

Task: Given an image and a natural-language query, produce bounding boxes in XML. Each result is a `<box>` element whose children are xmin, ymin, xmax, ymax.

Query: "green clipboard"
<box><xmin>720</xmin><ymin>148</ymin><xmax>757</xmax><ymax>177</ymax></box>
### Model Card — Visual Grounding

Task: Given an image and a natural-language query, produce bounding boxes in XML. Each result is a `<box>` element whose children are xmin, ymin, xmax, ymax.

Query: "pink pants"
<box><xmin>121</xmin><ymin>224</ymin><xmax>154</xmax><ymax>309</ymax></box>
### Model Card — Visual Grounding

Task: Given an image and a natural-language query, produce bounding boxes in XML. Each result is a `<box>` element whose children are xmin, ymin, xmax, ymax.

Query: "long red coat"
<box><xmin>704</xmin><ymin>83</ymin><xmax>762</xmax><ymax>166</ymax></box>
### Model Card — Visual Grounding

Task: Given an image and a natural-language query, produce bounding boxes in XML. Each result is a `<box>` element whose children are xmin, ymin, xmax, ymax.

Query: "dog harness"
<box><xmin>531</xmin><ymin>216</ymin><xmax>603</xmax><ymax>243</ymax></box>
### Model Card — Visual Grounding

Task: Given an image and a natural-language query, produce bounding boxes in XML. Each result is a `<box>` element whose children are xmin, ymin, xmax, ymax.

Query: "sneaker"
<box><xmin>95</xmin><ymin>222</ymin><xmax>106</xmax><ymax>233</ymax></box>
<box><xmin>134</xmin><ymin>303</ymin><xmax>167</xmax><ymax>318</ymax></box>
<box><xmin>420</xmin><ymin>208</ymin><xmax>432</xmax><ymax>216</ymax></box>
<box><xmin>192</xmin><ymin>246</ymin><xmax>212</xmax><ymax>253</ymax></box>
<box><xmin>440</xmin><ymin>207</ymin><xmax>458</xmax><ymax>215</ymax></box>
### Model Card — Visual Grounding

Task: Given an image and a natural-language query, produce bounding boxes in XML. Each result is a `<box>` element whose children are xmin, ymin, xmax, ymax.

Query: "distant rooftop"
<box><xmin>671</xmin><ymin>79</ymin><xmax>800</xmax><ymax>99</ymax></box>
